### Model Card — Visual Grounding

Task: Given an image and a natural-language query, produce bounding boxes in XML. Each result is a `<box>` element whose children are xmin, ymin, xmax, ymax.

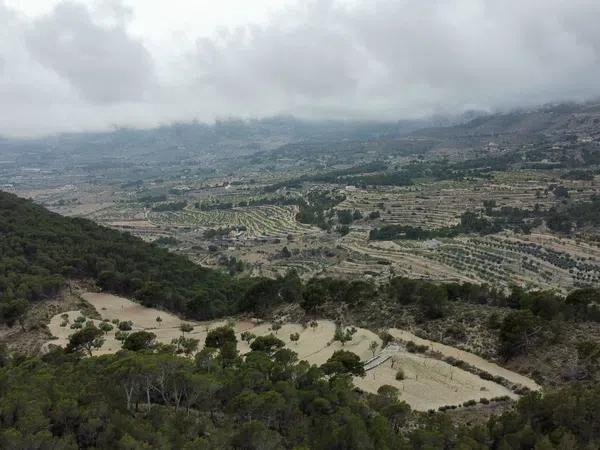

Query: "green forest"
<box><xmin>0</xmin><ymin>191</ymin><xmax>246</xmax><ymax>324</ymax></box>
<box><xmin>2</xmin><ymin>329</ymin><xmax>600</xmax><ymax>449</ymax></box>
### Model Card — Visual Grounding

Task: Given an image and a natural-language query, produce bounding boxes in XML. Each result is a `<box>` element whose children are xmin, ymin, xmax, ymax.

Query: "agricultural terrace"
<box><xmin>339</xmin><ymin>230</ymin><xmax>600</xmax><ymax>290</ymax></box>
<box><xmin>150</xmin><ymin>205</ymin><xmax>320</xmax><ymax>240</ymax></box>
<box><xmin>46</xmin><ymin>293</ymin><xmax>539</xmax><ymax>411</ymax></box>
<box><xmin>26</xmin><ymin>168</ymin><xmax>600</xmax><ymax>289</ymax></box>
<box><xmin>336</xmin><ymin>174</ymin><xmax>599</xmax><ymax>230</ymax></box>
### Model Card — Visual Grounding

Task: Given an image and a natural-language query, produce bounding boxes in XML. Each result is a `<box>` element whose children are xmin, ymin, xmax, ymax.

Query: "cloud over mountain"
<box><xmin>1</xmin><ymin>0</ymin><xmax>600</xmax><ymax>136</ymax></box>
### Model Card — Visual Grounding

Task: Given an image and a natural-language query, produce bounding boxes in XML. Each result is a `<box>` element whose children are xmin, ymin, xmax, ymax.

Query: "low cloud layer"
<box><xmin>1</xmin><ymin>0</ymin><xmax>600</xmax><ymax>137</ymax></box>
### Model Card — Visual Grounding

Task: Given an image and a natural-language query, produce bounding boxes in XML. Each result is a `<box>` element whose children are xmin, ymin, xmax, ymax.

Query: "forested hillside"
<box><xmin>1</xmin><ymin>332</ymin><xmax>600</xmax><ymax>449</ymax></box>
<box><xmin>0</xmin><ymin>191</ymin><xmax>245</xmax><ymax>325</ymax></box>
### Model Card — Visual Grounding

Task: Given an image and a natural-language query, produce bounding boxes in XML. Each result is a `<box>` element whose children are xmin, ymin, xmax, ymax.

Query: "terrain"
<box><xmin>44</xmin><ymin>292</ymin><xmax>536</xmax><ymax>412</ymax></box>
<box><xmin>4</xmin><ymin>103</ymin><xmax>600</xmax><ymax>291</ymax></box>
<box><xmin>3</xmin><ymin>103</ymin><xmax>600</xmax><ymax>448</ymax></box>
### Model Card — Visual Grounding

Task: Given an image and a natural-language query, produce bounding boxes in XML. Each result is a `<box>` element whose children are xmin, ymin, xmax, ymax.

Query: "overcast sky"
<box><xmin>1</xmin><ymin>0</ymin><xmax>600</xmax><ymax>137</ymax></box>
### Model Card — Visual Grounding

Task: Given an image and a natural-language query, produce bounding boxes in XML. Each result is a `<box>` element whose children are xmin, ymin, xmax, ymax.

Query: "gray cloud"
<box><xmin>195</xmin><ymin>6</ymin><xmax>361</xmax><ymax>101</ymax></box>
<box><xmin>24</xmin><ymin>1</ymin><xmax>154</xmax><ymax>103</ymax></box>
<box><xmin>190</xmin><ymin>0</ymin><xmax>600</xmax><ymax>119</ymax></box>
<box><xmin>1</xmin><ymin>0</ymin><xmax>600</xmax><ymax>137</ymax></box>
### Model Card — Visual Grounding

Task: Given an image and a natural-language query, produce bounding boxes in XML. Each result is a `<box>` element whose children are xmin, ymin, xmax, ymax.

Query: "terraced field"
<box><xmin>338</xmin><ymin>184</ymin><xmax>463</xmax><ymax>229</ymax></box>
<box><xmin>150</xmin><ymin>205</ymin><xmax>319</xmax><ymax>239</ymax></box>
<box><xmin>35</xmin><ymin>169</ymin><xmax>600</xmax><ymax>287</ymax></box>
<box><xmin>260</xmin><ymin>258</ymin><xmax>330</xmax><ymax>278</ymax></box>
<box><xmin>339</xmin><ymin>230</ymin><xmax>600</xmax><ymax>290</ymax></box>
<box><xmin>326</xmin><ymin>259</ymin><xmax>393</xmax><ymax>280</ymax></box>
<box><xmin>338</xmin><ymin>176</ymin><xmax>599</xmax><ymax>230</ymax></box>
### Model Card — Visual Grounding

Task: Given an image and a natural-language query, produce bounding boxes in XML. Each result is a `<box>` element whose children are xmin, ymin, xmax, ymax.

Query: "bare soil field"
<box><xmin>388</xmin><ymin>329</ymin><xmax>541</xmax><ymax>391</ymax></box>
<box><xmin>354</xmin><ymin>352</ymin><xmax>516</xmax><ymax>411</ymax></box>
<box><xmin>45</xmin><ymin>292</ymin><xmax>538</xmax><ymax>411</ymax></box>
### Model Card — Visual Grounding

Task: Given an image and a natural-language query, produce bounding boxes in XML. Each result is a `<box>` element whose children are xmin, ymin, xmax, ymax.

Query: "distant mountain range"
<box><xmin>2</xmin><ymin>102</ymin><xmax>600</xmax><ymax>170</ymax></box>
<box><xmin>0</xmin><ymin>112</ymin><xmax>488</xmax><ymax>165</ymax></box>
<box><xmin>414</xmin><ymin>102</ymin><xmax>600</xmax><ymax>142</ymax></box>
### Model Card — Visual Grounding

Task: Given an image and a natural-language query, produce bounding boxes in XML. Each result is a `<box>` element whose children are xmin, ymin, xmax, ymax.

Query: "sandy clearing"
<box><xmin>46</xmin><ymin>310</ymin><xmax>132</xmax><ymax>355</ymax></box>
<box><xmin>237</xmin><ymin>322</ymin><xmax>316</xmax><ymax>356</ymax></box>
<box><xmin>354</xmin><ymin>353</ymin><xmax>516</xmax><ymax>411</ymax></box>
<box><xmin>47</xmin><ymin>302</ymin><xmax>376</xmax><ymax>366</ymax></box>
<box><xmin>66</xmin><ymin>294</ymin><xmax>249</xmax><ymax>354</ymax></box>
<box><xmin>46</xmin><ymin>292</ymin><xmax>539</xmax><ymax>410</ymax></box>
<box><xmin>388</xmin><ymin>328</ymin><xmax>541</xmax><ymax>391</ymax></box>
<box><xmin>81</xmin><ymin>293</ymin><xmax>184</xmax><ymax>329</ymax></box>
<box><xmin>234</xmin><ymin>321</ymin><xmax>381</xmax><ymax>365</ymax></box>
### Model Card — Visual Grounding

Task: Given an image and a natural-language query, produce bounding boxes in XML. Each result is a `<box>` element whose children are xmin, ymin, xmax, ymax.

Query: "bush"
<box><xmin>445</xmin><ymin>324</ymin><xmax>466</xmax><ymax>341</ymax></box>
<box><xmin>486</xmin><ymin>312</ymin><xmax>501</xmax><ymax>330</ymax></box>
<box><xmin>514</xmin><ymin>386</ymin><xmax>531</xmax><ymax>396</ymax></box>
<box><xmin>406</xmin><ymin>341</ymin><xmax>428</xmax><ymax>353</ymax></box>
<box><xmin>123</xmin><ymin>331</ymin><xmax>156</xmax><ymax>352</ymax></box>
<box><xmin>118</xmin><ymin>321</ymin><xmax>133</xmax><ymax>331</ymax></box>
<box><xmin>99</xmin><ymin>322</ymin><xmax>114</xmax><ymax>333</ymax></box>
<box><xmin>115</xmin><ymin>331</ymin><xmax>129</xmax><ymax>342</ymax></box>
<box><xmin>493</xmin><ymin>375</ymin><xmax>504</xmax><ymax>384</ymax></box>
<box><xmin>379</xmin><ymin>331</ymin><xmax>394</xmax><ymax>348</ymax></box>
<box><xmin>240</xmin><ymin>331</ymin><xmax>256</xmax><ymax>343</ymax></box>
<box><xmin>395</xmin><ymin>369</ymin><xmax>405</xmax><ymax>380</ymax></box>
<box><xmin>479</xmin><ymin>371</ymin><xmax>494</xmax><ymax>381</ymax></box>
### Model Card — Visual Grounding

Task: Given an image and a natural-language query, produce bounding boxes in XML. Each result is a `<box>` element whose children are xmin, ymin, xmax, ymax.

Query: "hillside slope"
<box><xmin>0</xmin><ymin>191</ymin><xmax>244</xmax><ymax>325</ymax></box>
<box><xmin>415</xmin><ymin>102</ymin><xmax>600</xmax><ymax>141</ymax></box>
